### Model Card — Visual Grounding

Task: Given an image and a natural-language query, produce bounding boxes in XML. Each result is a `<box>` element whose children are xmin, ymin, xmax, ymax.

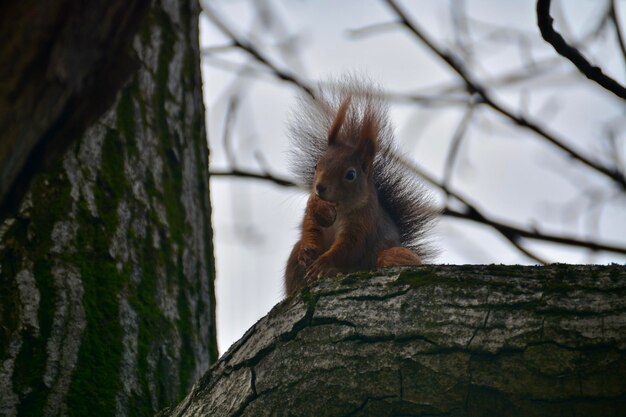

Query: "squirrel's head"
<box><xmin>313</xmin><ymin>96</ymin><xmax>378</xmax><ymax>210</ymax></box>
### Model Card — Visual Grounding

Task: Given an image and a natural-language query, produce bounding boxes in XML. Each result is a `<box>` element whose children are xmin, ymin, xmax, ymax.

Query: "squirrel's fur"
<box><xmin>285</xmin><ymin>77</ymin><xmax>437</xmax><ymax>296</ymax></box>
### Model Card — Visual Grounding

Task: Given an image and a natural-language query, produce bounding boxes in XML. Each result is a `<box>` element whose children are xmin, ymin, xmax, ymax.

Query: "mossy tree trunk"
<box><xmin>163</xmin><ymin>265</ymin><xmax>626</xmax><ymax>417</ymax></box>
<box><xmin>0</xmin><ymin>0</ymin><xmax>150</xmax><ymax>218</ymax></box>
<box><xmin>0</xmin><ymin>0</ymin><xmax>217</xmax><ymax>416</ymax></box>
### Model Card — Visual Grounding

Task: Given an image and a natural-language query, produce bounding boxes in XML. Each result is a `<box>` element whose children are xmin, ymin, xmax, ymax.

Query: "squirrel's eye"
<box><xmin>345</xmin><ymin>169</ymin><xmax>357</xmax><ymax>181</ymax></box>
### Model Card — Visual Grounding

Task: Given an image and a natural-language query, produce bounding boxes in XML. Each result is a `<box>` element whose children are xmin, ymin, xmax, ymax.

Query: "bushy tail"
<box><xmin>287</xmin><ymin>76</ymin><xmax>438</xmax><ymax>261</ymax></box>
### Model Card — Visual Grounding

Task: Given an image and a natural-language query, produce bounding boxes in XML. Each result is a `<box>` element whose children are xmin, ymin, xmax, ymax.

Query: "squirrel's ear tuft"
<box><xmin>327</xmin><ymin>95</ymin><xmax>351</xmax><ymax>146</ymax></box>
<box><xmin>357</xmin><ymin>111</ymin><xmax>378</xmax><ymax>172</ymax></box>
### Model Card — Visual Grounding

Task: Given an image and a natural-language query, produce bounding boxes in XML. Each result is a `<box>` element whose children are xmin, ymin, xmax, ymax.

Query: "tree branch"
<box><xmin>610</xmin><ymin>0</ymin><xmax>626</xmax><ymax>70</ymax></box>
<box><xmin>536</xmin><ymin>0</ymin><xmax>626</xmax><ymax>100</ymax></box>
<box><xmin>209</xmin><ymin>169</ymin><xmax>298</xmax><ymax>188</ymax></box>
<box><xmin>384</xmin><ymin>0</ymin><xmax>626</xmax><ymax>190</ymax></box>
<box><xmin>200</xmin><ymin>1</ymin><xmax>315</xmax><ymax>98</ymax></box>
<box><xmin>203</xmin><ymin>2</ymin><xmax>626</xmax><ymax>260</ymax></box>
<box><xmin>210</xmin><ymin>168</ymin><xmax>626</xmax><ymax>257</ymax></box>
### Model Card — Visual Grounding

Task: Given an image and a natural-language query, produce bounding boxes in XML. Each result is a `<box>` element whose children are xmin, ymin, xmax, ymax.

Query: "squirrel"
<box><xmin>284</xmin><ymin>78</ymin><xmax>437</xmax><ymax>296</ymax></box>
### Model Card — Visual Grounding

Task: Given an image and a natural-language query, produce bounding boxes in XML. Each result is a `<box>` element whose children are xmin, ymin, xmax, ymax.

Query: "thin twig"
<box><xmin>501</xmin><ymin>235</ymin><xmax>549</xmax><ymax>265</ymax></box>
<box><xmin>347</xmin><ymin>21</ymin><xmax>401</xmax><ymax>39</ymax></box>
<box><xmin>204</xmin><ymin>1</ymin><xmax>626</xmax><ymax>260</ymax></box>
<box><xmin>383</xmin><ymin>0</ymin><xmax>626</xmax><ymax>190</ymax></box>
<box><xmin>209</xmin><ymin>169</ymin><xmax>298</xmax><ymax>188</ymax></box>
<box><xmin>536</xmin><ymin>0</ymin><xmax>626</xmax><ymax>100</ymax></box>
<box><xmin>201</xmin><ymin>1</ymin><xmax>315</xmax><ymax>98</ymax></box>
<box><xmin>609</xmin><ymin>0</ymin><xmax>626</xmax><ymax>72</ymax></box>
<box><xmin>442</xmin><ymin>101</ymin><xmax>476</xmax><ymax>190</ymax></box>
<box><xmin>222</xmin><ymin>95</ymin><xmax>240</xmax><ymax>167</ymax></box>
<box><xmin>209</xmin><ymin>168</ymin><xmax>626</xmax><ymax>257</ymax></box>
<box><xmin>201</xmin><ymin>42</ymin><xmax>237</xmax><ymax>54</ymax></box>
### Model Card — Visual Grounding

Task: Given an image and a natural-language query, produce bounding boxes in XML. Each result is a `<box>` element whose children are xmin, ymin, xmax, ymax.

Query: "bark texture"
<box><xmin>0</xmin><ymin>0</ymin><xmax>151</xmax><ymax>218</ymax></box>
<box><xmin>0</xmin><ymin>0</ymin><xmax>217</xmax><ymax>416</ymax></box>
<box><xmin>164</xmin><ymin>265</ymin><xmax>626</xmax><ymax>417</ymax></box>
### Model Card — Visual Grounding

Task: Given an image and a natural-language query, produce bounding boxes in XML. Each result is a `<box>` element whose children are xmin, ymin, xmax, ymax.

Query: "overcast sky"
<box><xmin>200</xmin><ymin>0</ymin><xmax>626</xmax><ymax>355</ymax></box>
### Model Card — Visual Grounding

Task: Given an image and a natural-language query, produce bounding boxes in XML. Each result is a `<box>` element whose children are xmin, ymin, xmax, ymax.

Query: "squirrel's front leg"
<box><xmin>297</xmin><ymin>195</ymin><xmax>336</xmax><ymax>267</ymax></box>
<box><xmin>306</xmin><ymin>228</ymin><xmax>360</xmax><ymax>281</ymax></box>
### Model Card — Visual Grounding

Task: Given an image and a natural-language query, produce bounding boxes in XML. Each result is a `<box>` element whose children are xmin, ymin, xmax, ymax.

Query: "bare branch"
<box><xmin>346</xmin><ymin>21</ymin><xmax>401</xmax><ymax>39</ymax></box>
<box><xmin>442</xmin><ymin>101</ymin><xmax>476</xmax><ymax>190</ymax></box>
<box><xmin>222</xmin><ymin>95</ymin><xmax>240</xmax><ymax>168</ymax></box>
<box><xmin>201</xmin><ymin>42</ymin><xmax>237</xmax><ymax>55</ymax></box>
<box><xmin>389</xmin><ymin>153</ymin><xmax>625</xmax><ymax>256</ymax></box>
<box><xmin>210</xmin><ymin>168</ymin><xmax>626</xmax><ymax>257</ymax></box>
<box><xmin>209</xmin><ymin>169</ymin><xmax>298</xmax><ymax>188</ymax></box>
<box><xmin>204</xmin><ymin>1</ymin><xmax>626</xmax><ymax>262</ymax></box>
<box><xmin>200</xmin><ymin>1</ymin><xmax>315</xmax><ymax>98</ymax></box>
<box><xmin>536</xmin><ymin>0</ymin><xmax>626</xmax><ymax>100</ymax></box>
<box><xmin>610</xmin><ymin>0</ymin><xmax>626</xmax><ymax>70</ymax></box>
<box><xmin>383</xmin><ymin>0</ymin><xmax>626</xmax><ymax>190</ymax></box>
<box><xmin>501</xmin><ymin>235</ymin><xmax>549</xmax><ymax>265</ymax></box>
<box><xmin>443</xmin><ymin>207</ymin><xmax>626</xmax><ymax>257</ymax></box>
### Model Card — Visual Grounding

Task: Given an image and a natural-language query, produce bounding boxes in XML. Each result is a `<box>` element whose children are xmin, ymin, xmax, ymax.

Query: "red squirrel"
<box><xmin>285</xmin><ymin>80</ymin><xmax>437</xmax><ymax>296</ymax></box>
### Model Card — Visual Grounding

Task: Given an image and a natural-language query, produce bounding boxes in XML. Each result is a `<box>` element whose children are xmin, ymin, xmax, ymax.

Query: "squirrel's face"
<box><xmin>313</xmin><ymin>144</ymin><xmax>372</xmax><ymax>209</ymax></box>
<box><xmin>315</xmin><ymin>95</ymin><xmax>378</xmax><ymax>210</ymax></box>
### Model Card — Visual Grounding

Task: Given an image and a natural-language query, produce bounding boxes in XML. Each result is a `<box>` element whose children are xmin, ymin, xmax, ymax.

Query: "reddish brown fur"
<box><xmin>285</xmin><ymin>96</ymin><xmax>421</xmax><ymax>296</ymax></box>
<box><xmin>327</xmin><ymin>95</ymin><xmax>351</xmax><ymax>146</ymax></box>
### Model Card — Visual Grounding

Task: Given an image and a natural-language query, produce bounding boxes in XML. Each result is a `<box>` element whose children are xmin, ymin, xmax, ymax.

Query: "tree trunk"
<box><xmin>163</xmin><ymin>265</ymin><xmax>626</xmax><ymax>417</ymax></box>
<box><xmin>0</xmin><ymin>0</ymin><xmax>217</xmax><ymax>416</ymax></box>
<box><xmin>0</xmin><ymin>0</ymin><xmax>150</xmax><ymax>218</ymax></box>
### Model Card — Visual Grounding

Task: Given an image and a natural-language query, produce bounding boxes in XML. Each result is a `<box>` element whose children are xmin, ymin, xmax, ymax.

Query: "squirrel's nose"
<box><xmin>316</xmin><ymin>184</ymin><xmax>327</xmax><ymax>198</ymax></box>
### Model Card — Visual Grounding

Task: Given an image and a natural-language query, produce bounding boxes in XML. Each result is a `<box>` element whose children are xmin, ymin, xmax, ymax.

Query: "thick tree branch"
<box><xmin>162</xmin><ymin>265</ymin><xmax>626</xmax><ymax>417</ymax></box>
<box><xmin>537</xmin><ymin>0</ymin><xmax>626</xmax><ymax>101</ymax></box>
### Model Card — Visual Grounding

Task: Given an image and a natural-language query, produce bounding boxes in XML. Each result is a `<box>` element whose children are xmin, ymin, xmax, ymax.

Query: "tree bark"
<box><xmin>163</xmin><ymin>265</ymin><xmax>626</xmax><ymax>417</ymax></box>
<box><xmin>0</xmin><ymin>0</ymin><xmax>151</xmax><ymax>219</ymax></box>
<box><xmin>0</xmin><ymin>0</ymin><xmax>217</xmax><ymax>416</ymax></box>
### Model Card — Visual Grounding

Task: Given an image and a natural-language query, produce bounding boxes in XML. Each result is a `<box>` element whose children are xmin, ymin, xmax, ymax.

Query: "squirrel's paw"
<box><xmin>305</xmin><ymin>256</ymin><xmax>337</xmax><ymax>281</ymax></box>
<box><xmin>313</xmin><ymin>201</ymin><xmax>337</xmax><ymax>228</ymax></box>
<box><xmin>297</xmin><ymin>245</ymin><xmax>319</xmax><ymax>267</ymax></box>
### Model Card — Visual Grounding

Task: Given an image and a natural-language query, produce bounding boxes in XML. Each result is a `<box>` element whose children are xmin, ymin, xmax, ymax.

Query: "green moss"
<box><xmin>66</xmin><ymin>201</ymin><xmax>125</xmax><ymax>417</ymax></box>
<box><xmin>481</xmin><ymin>264</ymin><xmax>528</xmax><ymax>277</ymax></box>
<box><xmin>396</xmin><ymin>269</ymin><xmax>439</xmax><ymax>287</ymax></box>
<box><xmin>94</xmin><ymin>128</ymin><xmax>128</xmax><ymax>230</ymax></box>
<box><xmin>13</xmin><ymin>259</ymin><xmax>58</xmax><ymax>417</ymax></box>
<box><xmin>14</xmin><ymin>258</ymin><xmax>56</xmax><ymax>414</ymax></box>
<box><xmin>131</xmin><ymin>231</ymin><xmax>162</xmax><ymax>411</ymax></box>
<box><xmin>0</xmin><ymin>245</ymin><xmax>20</xmax><ymax>357</ymax></box>
<box><xmin>298</xmin><ymin>287</ymin><xmax>317</xmax><ymax>309</ymax></box>
<box><xmin>62</xmin><ymin>104</ymin><xmax>133</xmax><ymax>414</ymax></box>
<box><xmin>2</xmin><ymin>4</ymin><xmax>217</xmax><ymax>416</ymax></box>
<box><xmin>29</xmin><ymin>168</ymin><xmax>73</xmax><ymax>256</ymax></box>
<box><xmin>336</xmin><ymin>270</ymin><xmax>373</xmax><ymax>286</ymax></box>
<box><xmin>117</xmin><ymin>88</ymin><xmax>135</xmax><ymax>140</ymax></box>
<box><xmin>14</xmin><ymin>334</ymin><xmax>48</xmax><ymax>416</ymax></box>
<box><xmin>0</xmin><ymin>166</ymin><xmax>72</xmax><ymax>416</ymax></box>
<box><xmin>33</xmin><ymin>260</ymin><xmax>55</xmax><ymax>344</ymax></box>
<box><xmin>609</xmin><ymin>264</ymin><xmax>624</xmax><ymax>281</ymax></box>
<box><xmin>523</xmin><ymin>344</ymin><xmax>580</xmax><ymax>376</ymax></box>
<box><xmin>12</xmin><ymin>259</ymin><xmax>57</xmax><ymax>416</ymax></box>
<box><xmin>116</xmin><ymin>86</ymin><xmax>141</xmax><ymax>160</ymax></box>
